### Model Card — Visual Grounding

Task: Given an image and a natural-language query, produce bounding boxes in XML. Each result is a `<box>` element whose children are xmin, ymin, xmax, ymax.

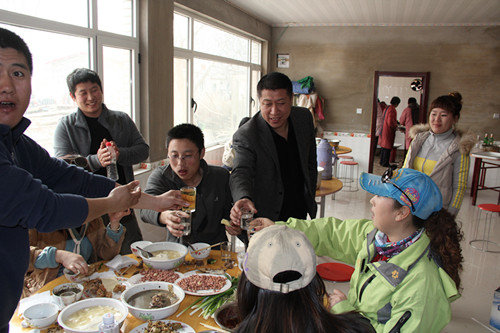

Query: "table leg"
<box><xmin>471</xmin><ymin>157</ymin><xmax>482</xmax><ymax>206</ymax></box>
<box><xmin>320</xmin><ymin>197</ymin><xmax>326</xmax><ymax>218</ymax></box>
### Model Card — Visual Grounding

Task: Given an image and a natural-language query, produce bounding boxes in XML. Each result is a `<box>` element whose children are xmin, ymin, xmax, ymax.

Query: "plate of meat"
<box><xmin>174</xmin><ymin>272</ymin><xmax>231</xmax><ymax>296</ymax></box>
<box><xmin>128</xmin><ymin>268</ymin><xmax>184</xmax><ymax>285</ymax></box>
<box><xmin>129</xmin><ymin>319</ymin><xmax>195</xmax><ymax>333</ymax></box>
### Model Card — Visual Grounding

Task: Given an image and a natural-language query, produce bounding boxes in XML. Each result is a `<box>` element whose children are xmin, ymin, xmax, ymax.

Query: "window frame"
<box><xmin>174</xmin><ymin>6</ymin><xmax>263</xmax><ymax>147</ymax></box>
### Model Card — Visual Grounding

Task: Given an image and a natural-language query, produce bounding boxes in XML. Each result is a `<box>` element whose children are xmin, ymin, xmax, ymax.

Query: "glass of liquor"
<box><xmin>176</xmin><ymin>210</ymin><xmax>191</xmax><ymax>236</ymax></box>
<box><xmin>240</xmin><ymin>209</ymin><xmax>254</xmax><ymax>231</ymax></box>
<box><xmin>180</xmin><ymin>186</ymin><xmax>196</xmax><ymax>212</ymax></box>
<box><xmin>220</xmin><ymin>241</ymin><xmax>232</xmax><ymax>264</ymax></box>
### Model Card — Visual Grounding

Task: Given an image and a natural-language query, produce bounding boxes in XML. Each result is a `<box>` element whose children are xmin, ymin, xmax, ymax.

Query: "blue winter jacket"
<box><xmin>0</xmin><ymin>118</ymin><xmax>115</xmax><ymax>332</ymax></box>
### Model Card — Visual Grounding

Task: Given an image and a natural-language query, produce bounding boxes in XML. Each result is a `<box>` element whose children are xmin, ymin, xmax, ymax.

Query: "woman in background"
<box><xmin>399</xmin><ymin>97</ymin><xmax>420</xmax><ymax>156</ymax></box>
<box><xmin>379</xmin><ymin>97</ymin><xmax>400</xmax><ymax>167</ymax></box>
<box><xmin>403</xmin><ymin>92</ymin><xmax>474</xmax><ymax>215</ymax></box>
<box><xmin>237</xmin><ymin>225</ymin><xmax>374</xmax><ymax>333</ymax></box>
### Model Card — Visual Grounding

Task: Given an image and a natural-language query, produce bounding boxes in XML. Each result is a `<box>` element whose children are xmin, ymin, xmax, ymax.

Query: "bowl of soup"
<box><xmin>141</xmin><ymin>242</ymin><xmax>187</xmax><ymax>270</ymax></box>
<box><xmin>57</xmin><ymin>297</ymin><xmax>128</xmax><ymax>333</ymax></box>
<box><xmin>121</xmin><ymin>281</ymin><xmax>185</xmax><ymax>321</ymax></box>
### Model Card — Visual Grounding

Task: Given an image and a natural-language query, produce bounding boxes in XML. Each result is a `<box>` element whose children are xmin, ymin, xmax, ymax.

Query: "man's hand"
<box><xmin>250</xmin><ymin>217</ymin><xmax>274</xmax><ymax>231</ymax></box>
<box><xmin>97</xmin><ymin>139</ymin><xmax>119</xmax><ymax>167</ymax></box>
<box><xmin>230</xmin><ymin>198</ymin><xmax>257</xmax><ymax>227</ymax></box>
<box><xmin>159</xmin><ymin>210</ymin><xmax>188</xmax><ymax>238</ymax></box>
<box><xmin>108</xmin><ymin>181</ymin><xmax>141</xmax><ymax>212</ymax></box>
<box><xmin>156</xmin><ymin>190</ymin><xmax>189</xmax><ymax>212</ymax></box>
<box><xmin>55</xmin><ymin>250</ymin><xmax>88</xmax><ymax>275</ymax></box>
<box><xmin>327</xmin><ymin>289</ymin><xmax>347</xmax><ymax>308</ymax></box>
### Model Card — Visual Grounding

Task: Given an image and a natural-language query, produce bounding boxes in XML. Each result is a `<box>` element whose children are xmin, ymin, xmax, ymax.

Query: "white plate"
<box><xmin>128</xmin><ymin>271</ymin><xmax>184</xmax><ymax>285</ymax></box>
<box><xmin>130</xmin><ymin>319</ymin><xmax>196</xmax><ymax>333</ymax></box>
<box><xmin>175</xmin><ymin>272</ymin><xmax>231</xmax><ymax>296</ymax></box>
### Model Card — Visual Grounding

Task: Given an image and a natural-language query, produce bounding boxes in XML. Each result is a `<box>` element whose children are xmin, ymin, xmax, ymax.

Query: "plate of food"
<box><xmin>81</xmin><ymin>272</ymin><xmax>130</xmax><ymax>299</ymax></box>
<box><xmin>128</xmin><ymin>269</ymin><xmax>184</xmax><ymax>285</ymax></box>
<box><xmin>130</xmin><ymin>319</ymin><xmax>195</xmax><ymax>333</ymax></box>
<box><xmin>175</xmin><ymin>272</ymin><xmax>231</xmax><ymax>296</ymax></box>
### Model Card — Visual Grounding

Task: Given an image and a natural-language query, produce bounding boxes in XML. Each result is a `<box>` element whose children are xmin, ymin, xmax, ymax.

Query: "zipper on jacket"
<box><xmin>359</xmin><ymin>274</ymin><xmax>376</xmax><ymax>302</ymax></box>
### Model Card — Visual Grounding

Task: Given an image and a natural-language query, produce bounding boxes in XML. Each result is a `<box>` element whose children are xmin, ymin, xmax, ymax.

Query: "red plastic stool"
<box><xmin>339</xmin><ymin>160</ymin><xmax>359</xmax><ymax>191</ymax></box>
<box><xmin>470</xmin><ymin>204</ymin><xmax>500</xmax><ymax>253</ymax></box>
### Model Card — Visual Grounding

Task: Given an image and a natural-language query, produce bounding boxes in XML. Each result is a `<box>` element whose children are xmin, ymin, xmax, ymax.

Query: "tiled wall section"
<box><xmin>323</xmin><ymin>131</ymin><xmax>371</xmax><ymax>174</ymax></box>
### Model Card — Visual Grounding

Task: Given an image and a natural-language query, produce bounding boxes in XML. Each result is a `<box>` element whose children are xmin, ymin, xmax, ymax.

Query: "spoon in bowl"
<box><xmin>136</xmin><ymin>246</ymin><xmax>153</xmax><ymax>258</ymax></box>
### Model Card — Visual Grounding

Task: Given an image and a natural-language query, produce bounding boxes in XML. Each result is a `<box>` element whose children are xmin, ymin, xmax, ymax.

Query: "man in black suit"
<box><xmin>228</xmin><ymin>72</ymin><xmax>317</xmax><ymax>228</ymax></box>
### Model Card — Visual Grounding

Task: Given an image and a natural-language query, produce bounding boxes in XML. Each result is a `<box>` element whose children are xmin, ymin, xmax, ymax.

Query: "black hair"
<box><xmin>408</xmin><ymin>98</ymin><xmax>420</xmax><ymax>125</ymax></box>
<box><xmin>408</xmin><ymin>97</ymin><xmax>417</xmax><ymax>104</ymax></box>
<box><xmin>166</xmin><ymin>123</ymin><xmax>204</xmax><ymax>152</ymax></box>
<box><xmin>430</xmin><ymin>91</ymin><xmax>463</xmax><ymax>120</ymax></box>
<box><xmin>257</xmin><ymin>72</ymin><xmax>293</xmax><ymax>98</ymax></box>
<box><xmin>66</xmin><ymin>68</ymin><xmax>103</xmax><ymax>96</ymax></box>
<box><xmin>393</xmin><ymin>201</ymin><xmax>463</xmax><ymax>289</ymax></box>
<box><xmin>390</xmin><ymin>96</ymin><xmax>401</xmax><ymax>106</ymax></box>
<box><xmin>0</xmin><ymin>28</ymin><xmax>33</xmax><ymax>74</ymax></box>
<box><xmin>236</xmin><ymin>272</ymin><xmax>375</xmax><ymax>333</ymax></box>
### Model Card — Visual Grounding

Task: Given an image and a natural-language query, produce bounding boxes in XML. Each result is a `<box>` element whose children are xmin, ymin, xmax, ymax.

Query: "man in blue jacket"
<box><xmin>0</xmin><ymin>28</ymin><xmax>184</xmax><ymax>332</ymax></box>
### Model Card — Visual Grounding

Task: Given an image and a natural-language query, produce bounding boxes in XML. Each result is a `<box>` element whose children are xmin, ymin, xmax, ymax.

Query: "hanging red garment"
<box><xmin>379</xmin><ymin>105</ymin><xmax>398</xmax><ymax>149</ymax></box>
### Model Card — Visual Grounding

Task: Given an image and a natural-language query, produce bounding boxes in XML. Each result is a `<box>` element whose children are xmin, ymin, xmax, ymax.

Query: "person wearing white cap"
<box><xmin>237</xmin><ymin>224</ymin><xmax>375</xmax><ymax>333</ymax></box>
<box><xmin>252</xmin><ymin>168</ymin><xmax>463</xmax><ymax>332</ymax></box>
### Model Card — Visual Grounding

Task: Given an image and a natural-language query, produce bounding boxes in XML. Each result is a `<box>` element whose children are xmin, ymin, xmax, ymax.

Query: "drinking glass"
<box><xmin>220</xmin><ymin>241</ymin><xmax>232</xmax><ymax>264</ymax></box>
<box><xmin>240</xmin><ymin>210</ymin><xmax>254</xmax><ymax>230</ymax></box>
<box><xmin>181</xmin><ymin>186</ymin><xmax>196</xmax><ymax>212</ymax></box>
<box><xmin>177</xmin><ymin>210</ymin><xmax>192</xmax><ymax>236</ymax></box>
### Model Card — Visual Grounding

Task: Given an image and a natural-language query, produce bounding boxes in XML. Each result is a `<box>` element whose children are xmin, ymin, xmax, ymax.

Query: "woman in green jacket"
<box><xmin>252</xmin><ymin>168</ymin><xmax>463</xmax><ymax>332</ymax></box>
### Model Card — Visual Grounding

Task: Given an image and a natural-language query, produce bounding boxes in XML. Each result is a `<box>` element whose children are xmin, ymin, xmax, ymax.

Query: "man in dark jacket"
<box><xmin>229</xmin><ymin>72</ymin><xmax>317</xmax><ymax>225</ymax></box>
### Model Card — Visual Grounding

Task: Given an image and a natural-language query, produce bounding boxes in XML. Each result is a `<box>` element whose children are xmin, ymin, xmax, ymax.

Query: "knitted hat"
<box><xmin>243</xmin><ymin>225</ymin><xmax>316</xmax><ymax>293</ymax></box>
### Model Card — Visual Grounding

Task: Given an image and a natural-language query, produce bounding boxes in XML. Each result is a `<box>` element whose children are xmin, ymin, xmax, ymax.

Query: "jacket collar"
<box><xmin>74</xmin><ymin>104</ymin><xmax>109</xmax><ymax>128</ymax></box>
<box><xmin>0</xmin><ymin>117</ymin><xmax>31</xmax><ymax>146</ymax></box>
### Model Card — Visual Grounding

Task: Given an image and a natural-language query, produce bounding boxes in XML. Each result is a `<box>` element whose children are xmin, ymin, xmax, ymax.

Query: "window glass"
<box><xmin>193</xmin><ymin>20</ymin><xmax>248</xmax><ymax>62</ymax></box>
<box><xmin>1</xmin><ymin>0</ymin><xmax>88</xmax><ymax>27</ymax></box>
<box><xmin>0</xmin><ymin>24</ymin><xmax>90</xmax><ymax>156</ymax></box>
<box><xmin>98</xmin><ymin>0</ymin><xmax>133</xmax><ymax>36</ymax></box>
<box><xmin>102</xmin><ymin>46</ymin><xmax>132</xmax><ymax>118</ymax></box>
<box><xmin>251</xmin><ymin>41</ymin><xmax>261</xmax><ymax>65</ymax></box>
<box><xmin>251</xmin><ymin>70</ymin><xmax>261</xmax><ymax>115</ymax></box>
<box><xmin>174</xmin><ymin>58</ymin><xmax>189</xmax><ymax>125</ymax></box>
<box><xmin>193</xmin><ymin>58</ymin><xmax>248</xmax><ymax>146</ymax></box>
<box><xmin>174</xmin><ymin>13</ymin><xmax>189</xmax><ymax>49</ymax></box>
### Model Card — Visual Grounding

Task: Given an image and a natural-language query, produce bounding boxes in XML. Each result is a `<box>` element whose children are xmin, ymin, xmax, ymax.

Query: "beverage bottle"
<box><xmin>106</xmin><ymin>142</ymin><xmax>119</xmax><ymax>181</ymax></box>
<box><xmin>483</xmin><ymin>133</ymin><xmax>489</xmax><ymax>147</ymax></box>
<box><xmin>98</xmin><ymin>313</ymin><xmax>119</xmax><ymax>333</ymax></box>
<box><xmin>489</xmin><ymin>133</ymin><xmax>494</xmax><ymax>146</ymax></box>
<box><xmin>490</xmin><ymin>287</ymin><xmax>500</xmax><ymax>330</ymax></box>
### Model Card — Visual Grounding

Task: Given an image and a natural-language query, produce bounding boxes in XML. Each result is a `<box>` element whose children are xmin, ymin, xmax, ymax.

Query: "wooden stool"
<box><xmin>470</xmin><ymin>204</ymin><xmax>500</xmax><ymax>253</ymax></box>
<box><xmin>339</xmin><ymin>160</ymin><xmax>359</xmax><ymax>191</ymax></box>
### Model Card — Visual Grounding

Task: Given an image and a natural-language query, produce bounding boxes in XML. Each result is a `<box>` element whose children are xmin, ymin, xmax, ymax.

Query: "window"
<box><xmin>174</xmin><ymin>10</ymin><xmax>263</xmax><ymax>147</ymax></box>
<box><xmin>0</xmin><ymin>1</ymin><xmax>138</xmax><ymax>156</ymax></box>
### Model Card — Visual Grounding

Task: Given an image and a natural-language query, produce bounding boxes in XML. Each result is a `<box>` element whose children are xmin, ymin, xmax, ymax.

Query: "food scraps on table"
<box><xmin>142</xmin><ymin>320</ymin><xmax>182</xmax><ymax>333</ymax></box>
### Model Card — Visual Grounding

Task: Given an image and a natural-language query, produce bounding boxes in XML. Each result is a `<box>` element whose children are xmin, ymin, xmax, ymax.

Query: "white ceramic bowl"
<box><xmin>52</xmin><ymin>283</ymin><xmax>84</xmax><ymax>305</ymax></box>
<box><xmin>188</xmin><ymin>242</ymin><xmax>211</xmax><ymax>260</ymax></box>
<box><xmin>22</xmin><ymin>302</ymin><xmax>59</xmax><ymax>328</ymax></box>
<box><xmin>316</xmin><ymin>167</ymin><xmax>324</xmax><ymax>189</ymax></box>
<box><xmin>63</xmin><ymin>268</ymin><xmax>89</xmax><ymax>283</ymax></box>
<box><xmin>121</xmin><ymin>281</ymin><xmax>185</xmax><ymax>321</ymax></box>
<box><xmin>141</xmin><ymin>242</ymin><xmax>187</xmax><ymax>270</ymax></box>
<box><xmin>58</xmin><ymin>298</ymin><xmax>128</xmax><ymax>333</ymax></box>
<box><xmin>131</xmin><ymin>240</ymin><xmax>153</xmax><ymax>257</ymax></box>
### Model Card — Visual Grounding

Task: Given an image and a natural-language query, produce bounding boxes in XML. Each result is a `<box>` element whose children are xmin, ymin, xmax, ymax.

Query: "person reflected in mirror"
<box><xmin>250</xmin><ymin>169</ymin><xmax>463</xmax><ymax>332</ymax></box>
<box><xmin>379</xmin><ymin>96</ymin><xmax>400</xmax><ymax>167</ymax></box>
<box><xmin>54</xmin><ymin>68</ymin><xmax>150</xmax><ymax>254</ymax></box>
<box><xmin>402</xmin><ymin>92</ymin><xmax>474</xmax><ymax>215</ymax></box>
<box><xmin>399</xmin><ymin>97</ymin><xmax>420</xmax><ymax>157</ymax></box>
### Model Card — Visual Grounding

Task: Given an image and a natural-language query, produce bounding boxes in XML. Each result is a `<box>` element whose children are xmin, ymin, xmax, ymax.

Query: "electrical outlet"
<box><xmin>493</xmin><ymin>113</ymin><xmax>500</xmax><ymax>119</ymax></box>
<box><xmin>356</xmin><ymin>108</ymin><xmax>362</xmax><ymax>114</ymax></box>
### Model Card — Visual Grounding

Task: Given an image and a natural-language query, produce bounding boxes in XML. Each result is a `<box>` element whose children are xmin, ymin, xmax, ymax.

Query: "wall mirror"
<box><xmin>368</xmin><ymin>71</ymin><xmax>430</xmax><ymax>173</ymax></box>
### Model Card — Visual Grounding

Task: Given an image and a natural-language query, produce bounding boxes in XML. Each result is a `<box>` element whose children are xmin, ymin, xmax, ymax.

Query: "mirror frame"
<box><xmin>368</xmin><ymin>71</ymin><xmax>430</xmax><ymax>173</ymax></box>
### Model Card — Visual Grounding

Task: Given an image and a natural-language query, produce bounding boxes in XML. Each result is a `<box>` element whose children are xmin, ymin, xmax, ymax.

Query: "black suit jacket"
<box><xmin>230</xmin><ymin>107</ymin><xmax>317</xmax><ymax>220</ymax></box>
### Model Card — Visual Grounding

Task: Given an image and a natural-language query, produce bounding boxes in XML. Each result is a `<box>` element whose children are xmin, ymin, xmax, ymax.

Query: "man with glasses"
<box><xmin>140</xmin><ymin>124</ymin><xmax>242</xmax><ymax>244</ymax></box>
<box><xmin>54</xmin><ymin>68</ymin><xmax>149</xmax><ymax>254</ymax></box>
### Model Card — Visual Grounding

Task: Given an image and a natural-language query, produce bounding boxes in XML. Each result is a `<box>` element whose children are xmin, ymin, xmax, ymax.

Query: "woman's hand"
<box><xmin>159</xmin><ymin>210</ymin><xmax>188</xmax><ymax>238</ymax></box>
<box><xmin>55</xmin><ymin>250</ymin><xmax>88</xmax><ymax>275</ymax></box>
<box><xmin>108</xmin><ymin>209</ymin><xmax>130</xmax><ymax>230</ymax></box>
<box><xmin>327</xmin><ymin>289</ymin><xmax>347</xmax><ymax>308</ymax></box>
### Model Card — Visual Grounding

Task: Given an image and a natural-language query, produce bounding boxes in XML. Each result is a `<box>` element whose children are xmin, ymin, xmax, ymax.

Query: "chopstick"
<box><xmin>200</xmin><ymin>323</ymin><xmax>229</xmax><ymax>332</ymax></box>
<box><xmin>193</xmin><ymin>241</ymin><xmax>225</xmax><ymax>253</ymax></box>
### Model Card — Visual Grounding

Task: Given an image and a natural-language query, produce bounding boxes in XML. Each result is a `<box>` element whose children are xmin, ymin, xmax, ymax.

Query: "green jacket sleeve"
<box><xmin>278</xmin><ymin>217</ymin><xmax>374</xmax><ymax>265</ymax></box>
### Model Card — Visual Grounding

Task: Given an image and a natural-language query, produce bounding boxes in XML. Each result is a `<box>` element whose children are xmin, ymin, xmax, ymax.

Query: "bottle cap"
<box><xmin>106</xmin><ymin>142</ymin><xmax>112</xmax><ymax>147</ymax></box>
<box><xmin>102</xmin><ymin>313</ymin><xmax>115</xmax><ymax>325</ymax></box>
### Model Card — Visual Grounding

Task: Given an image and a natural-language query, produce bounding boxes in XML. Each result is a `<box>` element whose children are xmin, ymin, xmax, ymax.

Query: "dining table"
<box><xmin>315</xmin><ymin>178</ymin><xmax>343</xmax><ymax>218</ymax></box>
<box><xmin>11</xmin><ymin>251</ymin><xmax>241</xmax><ymax>332</ymax></box>
<box><xmin>470</xmin><ymin>150</ymin><xmax>500</xmax><ymax>205</ymax></box>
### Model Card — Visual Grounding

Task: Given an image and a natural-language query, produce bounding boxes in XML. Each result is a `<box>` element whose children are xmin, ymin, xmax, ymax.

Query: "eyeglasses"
<box><xmin>381</xmin><ymin>168</ymin><xmax>416</xmax><ymax>212</ymax></box>
<box><xmin>168</xmin><ymin>153</ymin><xmax>196</xmax><ymax>162</ymax></box>
<box><xmin>63</xmin><ymin>155</ymin><xmax>89</xmax><ymax>169</ymax></box>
